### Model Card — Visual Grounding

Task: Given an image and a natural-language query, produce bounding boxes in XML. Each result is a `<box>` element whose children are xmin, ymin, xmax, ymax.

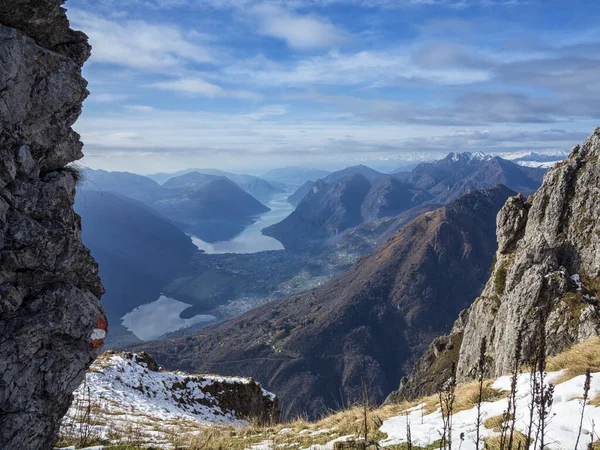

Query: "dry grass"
<box><xmin>547</xmin><ymin>336</ymin><xmax>600</xmax><ymax>384</ymax></box>
<box><xmin>171</xmin><ymin>376</ymin><xmax>509</xmax><ymax>449</ymax></box>
<box><xmin>590</xmin><ymin>392</ymin><xmax>600</xmax><ymax>407</ymax></box>
<box><xmin>63</xmin><ymin>338</ymin><xmax>600</xmax><ymax>449</ymax></box>
<box><xmin>483</xmin><ymin>414</ymin><xmax>505</xmax><ymax>432</ymax></box>
<box><xmin>450</xmin><ymin>379</ymin><xmax>507</xmax><ymax>414</ymax></box>
<box><xmin>61</xmin><ymin>163</ymin><xmax>86</xmax><ymax>186</ymax></box>
<box><xmin>484</xmin><ymin>431</ymin><xmax>526</xmax><ymax>450</ymax></box>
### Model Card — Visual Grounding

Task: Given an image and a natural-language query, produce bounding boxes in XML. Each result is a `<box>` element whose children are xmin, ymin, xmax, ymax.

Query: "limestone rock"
<box><xmin>0</xmin><ymin>2</ymin><xmax>106</xmax><ymax>449</ymax></box>
<box><xmin>457</xmin><ymin>130</ymin><xmax>600</xmax><ymax>382</ymax></box>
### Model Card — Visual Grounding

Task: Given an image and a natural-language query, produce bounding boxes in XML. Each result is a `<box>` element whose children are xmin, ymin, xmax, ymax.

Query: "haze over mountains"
<box><xmin>84</xmin><ymin>169</ymin><xmax>271</xmax><ymax>242</ymax></box>
<box><xmin>265</xmin><ymin>174</ymin><xmax>432</xmax><ymax>250</ymax></box>
<box><xmin>75</xmin><ymin>154</ymin><xmax>549</xmax><ymax>350</ymax></box>
<box><xmin>261</xmin><ymin>166</ymin><xmax>332</xmax><ymax>187</ymax></box>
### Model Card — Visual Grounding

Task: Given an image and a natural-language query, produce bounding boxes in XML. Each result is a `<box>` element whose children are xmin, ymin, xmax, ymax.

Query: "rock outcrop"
<box><xmin>0</xmin><ymin>2</ymin><xmax>106</xmax><ymax>449</ymax></box>
<box><xmin>394</xmin><ymin>129</ymin><xmax>600</xmax><ymax>400</ymax></box>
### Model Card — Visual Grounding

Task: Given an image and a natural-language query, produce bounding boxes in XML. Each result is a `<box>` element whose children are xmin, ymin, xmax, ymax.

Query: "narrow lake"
<box><xmin>190</xmin><ymin>192</ymin><xmax>294</xmax><ymax>254</ymax></box>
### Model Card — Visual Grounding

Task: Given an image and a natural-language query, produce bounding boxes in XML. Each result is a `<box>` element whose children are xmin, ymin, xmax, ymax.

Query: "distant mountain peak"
<box><xmin>446</xmin><ymin>151</ymin><xmax>492</xmax><ymax>163</ymax></box>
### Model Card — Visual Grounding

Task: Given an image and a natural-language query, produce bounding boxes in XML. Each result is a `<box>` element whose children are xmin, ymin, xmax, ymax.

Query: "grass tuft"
<box><xmin>60</xmin><ymin>164</ymin><xmax>86</xmax><ymax>186</ymax></box>
<box><xmin>546</xmin><ymin>336</ymin><xmax>600</xmax><ymax>384</ymax></box>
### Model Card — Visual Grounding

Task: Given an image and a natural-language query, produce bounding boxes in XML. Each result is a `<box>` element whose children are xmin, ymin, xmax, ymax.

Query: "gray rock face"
<box><xmin>0</xmin><ymin>2</ymin><xmax>106</xmax><ymax>449</ymax></box>
<box><xmin>394</xmin><ymin>129</ymin><xmax>600</xmax><ymax>399</ymax></box>
<box><xmin>457</xmin><ymin>130</ymin><xmax>600</xmax><ymax>381</ymax></box>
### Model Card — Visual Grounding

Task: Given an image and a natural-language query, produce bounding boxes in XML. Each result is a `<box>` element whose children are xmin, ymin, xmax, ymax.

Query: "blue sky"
<box><xmin>65</xmin><ymin>0</ymin><xmax>600</xmax><ymax>174</ymax></box>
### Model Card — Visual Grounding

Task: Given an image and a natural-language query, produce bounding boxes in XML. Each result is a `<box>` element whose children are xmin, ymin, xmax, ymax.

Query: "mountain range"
<box><xmin>392</xmin><ymin>129</ymin><xmax>600</xmax><ymax>401</ymax></box>
<box><xmin>155</xmin><ymin>177</ymin><xmax>270</xmax><ymax>242</ymax></box>
<box><xmin>265</xmin><ymin>154</ymin><xmax>545</xmax><ymax>250</ymax></box>
<box><xmin>148</xmin><ymin>168</ymin><xmax>284</xmax><ymax>200</ymax></box>
<box><xmin>84</xmin><ymin>169</ymin><xmax>271</xmax><ymax>242</ymax></box>
<box><xmin>265</xmin><ymin>174</ymin><xmax>431</xmax><ymax>250</ymax></box>
<box><xmin>398</xmin><ymin>152</ymin><xmax>544</xmax><ymax>203</ymax></box>
<box><xmin>137</xmin><ymin>185</ymin><xmax>515</xmax><ymax>418</ymax></box>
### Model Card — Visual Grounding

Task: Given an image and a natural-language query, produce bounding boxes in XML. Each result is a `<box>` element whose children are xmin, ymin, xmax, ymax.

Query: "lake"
<box><xmin>121</xmin><ymin>295</ymin><xmax>216</xmax><ymax>341</ymax></box>
<box><xmin>190</xmin><ymin>192</ymin><xmax>294</xmax><ymax>254</ymax></box>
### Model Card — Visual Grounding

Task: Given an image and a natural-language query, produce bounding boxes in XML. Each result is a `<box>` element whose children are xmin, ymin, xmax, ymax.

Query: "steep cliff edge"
<box><xmin>0</xmin><ymin>1</ymin><xmax>106</xmax><ymax>449</ymax></box>
<box><xmin>393</xmin><ymin>129</ymin><xmax>600</xmax><ymax>400</ymax></box>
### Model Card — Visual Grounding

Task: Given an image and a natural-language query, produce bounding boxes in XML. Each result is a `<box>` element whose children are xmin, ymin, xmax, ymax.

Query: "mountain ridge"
<box><xmin>266</xmin><ymin>154</ymin><xmax>544</xmax><ymax>250</ymax></box>
<box><xmin>84</xmin><ymin>169</ymin><xmax>271</xmax><ymax>242</ymax></box>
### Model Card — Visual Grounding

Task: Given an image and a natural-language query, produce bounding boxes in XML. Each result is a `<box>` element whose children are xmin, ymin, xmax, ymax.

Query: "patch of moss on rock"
<box><xmin>494</xmin><ymin>263</ymin><xmax>509</xmax><ymax>296</ymax></box>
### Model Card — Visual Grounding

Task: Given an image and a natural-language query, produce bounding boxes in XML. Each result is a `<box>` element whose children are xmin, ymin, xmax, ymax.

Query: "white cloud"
<box><xmin>249</xmin><ymin>4</ymin><xmax>348</xmax><ymax>50</ymax></box>
<box><xmin>86</xmin><ymin>93</ymin><xmax>130</xmax><ymax>102</ymax></box>
<box><xmin>124</xmin><ymin>105</ymin><xmax>155</xmax><ymax>112</ymax></box>
<box><xmin>76</xmin><ymin>104</ymin><xmax>590</xmax><ymax>174</ymax></box>
<box><xmin>147</xmin><ymin>77</ymin><xmax>263</xmax><ymax>100</ymax></box>
<box><xmin>223</xmin><ymin>49</ymin><xmax>491</xmax><ymax>87</ymax></box>
<box><xmin>68</xmin><ymin>9</ymin><xmax>213</xmax><ymax>71</ymax></box>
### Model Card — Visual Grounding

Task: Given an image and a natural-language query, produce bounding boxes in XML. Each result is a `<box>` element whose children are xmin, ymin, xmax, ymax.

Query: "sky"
<box><xmin>65</xmin><ymin>0</ymin><xmax>600</xmax><ymax>174</ymax></box>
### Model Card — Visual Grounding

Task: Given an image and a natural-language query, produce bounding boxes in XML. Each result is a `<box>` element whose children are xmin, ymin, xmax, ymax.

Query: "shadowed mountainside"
<box><xmin>84</xmin><ymin>169</ymin><xmax>270</xmax><ymax>242</ymax></box>
<box><xmin>75</xmin><ymin>190</ymin><xmax>199</xmax><ymax>345</ymax></box>
<box><xmin>264</xmin><ymin>174</ymin><xmax>430</xmax><ymax>250</ymax></box>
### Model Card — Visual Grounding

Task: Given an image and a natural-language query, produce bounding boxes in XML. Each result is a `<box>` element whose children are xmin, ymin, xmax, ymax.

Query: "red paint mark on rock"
<box><xmin>90</xmin><ymin>317</ymin><xmax>108</xmax><ymax>349</ymax></box>
<box><xmin>96</xmin><ymin>317</ymin><xmax>108</xmax><ymax>331</ymax></box>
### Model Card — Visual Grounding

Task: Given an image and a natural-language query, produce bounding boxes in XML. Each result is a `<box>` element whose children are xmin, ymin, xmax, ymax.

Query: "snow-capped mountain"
<box><xmin>498</xmin><ymin>150</ymin><xmax>568</xmax><ymax>168</ymax></box>
<box><xmin>447</xmin><ymin>151</ymin><xmax>493</xmax><ymax>162</ymax></box>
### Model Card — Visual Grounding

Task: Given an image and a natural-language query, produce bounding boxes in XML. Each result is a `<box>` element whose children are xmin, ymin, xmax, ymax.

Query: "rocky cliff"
<box><xmin>0</xmin><ymin>1</ymin><xmax>106</xmax><ymax>449</ymax></box>
<box><xmin>394</xmin><ymin>129</ymin><xmax>600</xmax><ymax>400</ymax></box>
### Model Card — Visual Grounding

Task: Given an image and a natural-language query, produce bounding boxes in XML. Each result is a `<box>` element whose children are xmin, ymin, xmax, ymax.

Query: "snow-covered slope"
<box><xmin>59</xmin><ymin>352</ymin><xmax>278</xmax><ymax>447</ymax></box>
<box><xmin>381</xmin><ymin>370</ymin><xmax>600</xmax><ymax>450</ymax></box>
<box><xmin>245</xmin><ymin>369</ymin><xmax>600</xmax><ymax>450</ymax></box>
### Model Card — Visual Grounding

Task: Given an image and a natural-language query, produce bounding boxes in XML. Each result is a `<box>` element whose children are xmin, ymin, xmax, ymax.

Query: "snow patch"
<box><xmin>380</xmin><ymin>370</ymin><xmax>600</xmax><ymax>450</ymax></box>
<box><xmin>60</xmin><ymin>353</ymin><xmax>276</xmax><ymax>446</ymax></box>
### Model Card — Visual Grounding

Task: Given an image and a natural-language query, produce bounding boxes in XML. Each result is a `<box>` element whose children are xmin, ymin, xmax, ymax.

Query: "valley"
<box><xmin>80</xmin><ymin>154</ymin><xmax>547</xmax><ymax>349</ymax></box>
<box><xmin>60</xmin><ymin>131</ymin><xmax>600</xmax><ymax>449</ymax></box>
